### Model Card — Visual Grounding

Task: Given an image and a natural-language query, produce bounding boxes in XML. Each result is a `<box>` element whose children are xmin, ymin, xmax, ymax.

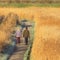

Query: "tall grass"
<box><xmin>0</xmin><ymin>13</ymin><xmax>17</xmax><ymax>52</ymax></box>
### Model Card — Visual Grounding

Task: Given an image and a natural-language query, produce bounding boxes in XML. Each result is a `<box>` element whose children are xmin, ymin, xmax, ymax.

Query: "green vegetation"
<box><xmin>35</xmin><ymin>3</ymin><xmax>60</xmax><ymax>7</ymax></box>
<box><xmin>0</xmin><ymin>3</ymin><xmax>60</xmax><ymax>7</ymax></box>
<box><xmin>0</xmin><ymin>3</ymin><xmax>33</xmax><ymax>7</ymax></box>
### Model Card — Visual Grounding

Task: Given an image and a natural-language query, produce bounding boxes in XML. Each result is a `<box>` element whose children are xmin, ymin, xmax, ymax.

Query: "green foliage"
<box><xmin>35</xmin><ymin>3</ymin><xmax>60</xmax><ymax>7</ymax></box>
<box><xmin>0</xmin><ymin>3</ymin><xmax>33</xmax><ymax>7</ymax></box>
<box><xmin>0</xmin><ymin>3</ymin><xmax>60</xmax><ymax>7</ymax></box>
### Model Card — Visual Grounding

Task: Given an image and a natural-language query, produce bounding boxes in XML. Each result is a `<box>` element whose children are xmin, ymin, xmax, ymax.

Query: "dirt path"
<box><xmin>9</xmin><ymin>43</ymin><xmax>28</xmax><ymax>60</ymax></box>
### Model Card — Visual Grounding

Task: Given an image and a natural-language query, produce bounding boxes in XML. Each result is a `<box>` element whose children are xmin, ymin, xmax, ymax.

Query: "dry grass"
<box><xmin>0</xmin><ymin>13</ymin><xmax>17</xmax><ymax>52</ymax></box>
<box><xmin>0</xmin><ymin>7</ymin><xmax>60</xmax><ymax>60</ymax></box>
<box><xmin>29</xmin><ymin>7</ymin><xmax>60</xmax><ymax>60</ymax></box>
<box><xmin>31</xmin><ymin>25</ymin><xmax>60</xmax><ymax>60</ymax></box>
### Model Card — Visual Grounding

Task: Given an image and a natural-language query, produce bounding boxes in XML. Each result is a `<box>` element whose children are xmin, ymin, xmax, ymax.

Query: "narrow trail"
<box><xmin>9</xmin><ymin>42</ymin><xmax>28</xmax><ymax>60</ymax></box>
<box><xmin>9</xmin><ymin>20</ymin><xmax>34</xmax><ymax>60</ymax></box>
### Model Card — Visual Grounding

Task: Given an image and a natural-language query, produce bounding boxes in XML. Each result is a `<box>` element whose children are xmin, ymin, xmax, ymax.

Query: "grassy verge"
<box><xmin>0</xmin><ymin>3</ymin><xmax>33</xmax><ymax>7</ymax></box>
<box><xmin>0</xmin><ymin>3</ymin><xmax>60</xmax><ymax>7</ymax></box>
<box><xmin>35</xmin><ymin>3</ymin><xmax>60</xmax><ymax>7</ymax></box>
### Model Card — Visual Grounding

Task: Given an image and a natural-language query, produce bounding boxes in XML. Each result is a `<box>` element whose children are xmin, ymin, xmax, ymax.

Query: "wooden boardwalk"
<box><xmin>9</xmin><ymin>21</ymin><xmax>33</xmax><ymax>60</ymax></box>
<box><xmin>9</xmin><ymin>43</ymin><xmax>28</xmax><ymax>60</ymax></box>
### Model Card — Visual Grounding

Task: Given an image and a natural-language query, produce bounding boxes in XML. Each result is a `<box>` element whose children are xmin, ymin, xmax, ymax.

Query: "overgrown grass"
<box><xmin>0</xmin><ymin>3</ymin><xmax>60</xmax><ymax>7</ymax></box>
